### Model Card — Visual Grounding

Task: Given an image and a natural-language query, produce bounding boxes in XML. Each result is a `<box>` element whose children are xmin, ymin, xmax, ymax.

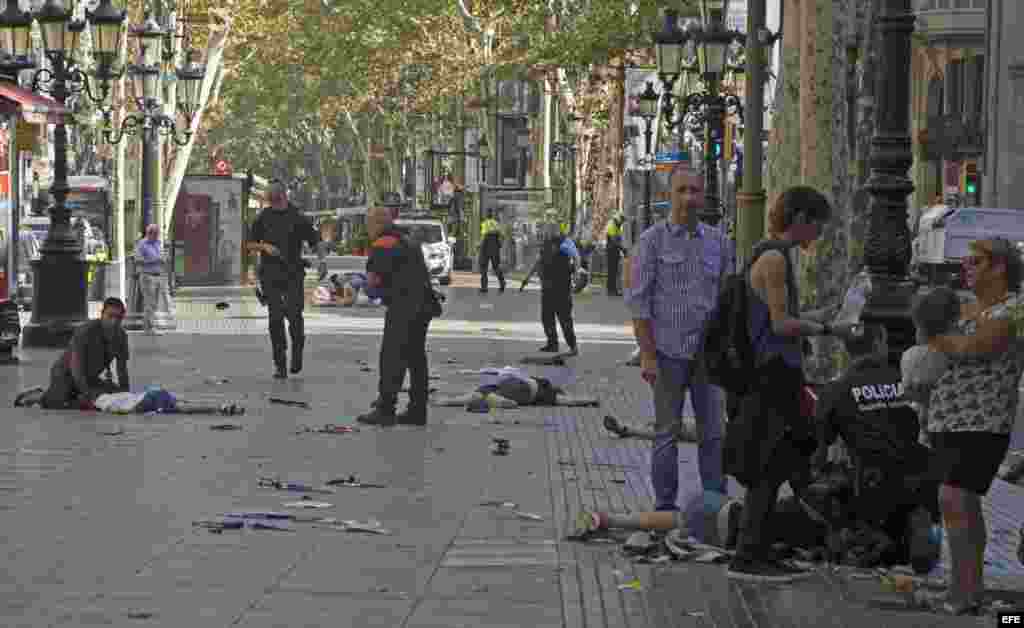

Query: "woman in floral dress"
<box><xmin>927</xmin><ymin>237</ymin><xmax>1024</xmax><ymax>615</ymax></box>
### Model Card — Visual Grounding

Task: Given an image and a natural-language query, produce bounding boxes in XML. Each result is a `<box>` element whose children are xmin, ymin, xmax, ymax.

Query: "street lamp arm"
<box><xmin>155</xmin><ymin>115</ymin><xmax>192</xmax><ymax>147</ymax></box>
<box><xmin>30</xmin><ymin>64</ymin><xmax>113</xmax><ymax>107</ymax></box>
<box><xmin>102</xmin><ymin>114</ymin><xmax>144</xmax><ymax>145</ymax></box>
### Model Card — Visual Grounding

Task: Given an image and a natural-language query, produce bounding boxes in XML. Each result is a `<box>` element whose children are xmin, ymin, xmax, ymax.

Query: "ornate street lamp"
<box><xmin>101</xmin><ymin>15</ymin><xmax>204</xmax><ymax>333</ymax></box>
<box><xmin>651</xmin><ymin>5</ymin><xmax>743</xmax><ymax>226</ymax></box>
<box><xmin>637</xmin><ymin>81</ymin><xmax>659</xmax><ymax>230</ymax></box>
<box><xmin>2</xmin><ymin>0</ymin><xmax>127</xmax><ymax>347</ymax></box>
<box><xmin>551</xmin><ymin>116</ymin><xmax>579</xmax><ymax>233</ymax></box>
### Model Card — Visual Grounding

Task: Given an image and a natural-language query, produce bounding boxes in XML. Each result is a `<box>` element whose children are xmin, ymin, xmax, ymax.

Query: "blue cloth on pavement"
<box><xmin>137</xmin><ymin>386</ymin><xmax>176</xmax><ymax>413</ymax></box>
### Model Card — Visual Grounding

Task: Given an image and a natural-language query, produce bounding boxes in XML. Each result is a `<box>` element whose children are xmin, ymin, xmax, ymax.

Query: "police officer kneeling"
<box><xmin>357</xmin><ymin>206</ymin><xmax>439</xmax><ymax>427</ymax></box>
<box><xmin>812</xmin><ymin>322</ymin><xmax>941</xmax><ymax>574</ymax></box>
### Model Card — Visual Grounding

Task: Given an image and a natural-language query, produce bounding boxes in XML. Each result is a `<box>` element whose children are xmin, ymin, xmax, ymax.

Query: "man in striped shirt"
<box><xmin>625</xmin><ymin>164</ymin><xmax>733</xmax><ymax>511</ymax></box>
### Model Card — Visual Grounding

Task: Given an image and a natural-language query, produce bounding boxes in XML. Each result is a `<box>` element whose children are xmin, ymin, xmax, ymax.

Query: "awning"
<box><xmin>0</xmin><ymin>82</ymin><xmax>67</xmax><ymax>124</ymax></box>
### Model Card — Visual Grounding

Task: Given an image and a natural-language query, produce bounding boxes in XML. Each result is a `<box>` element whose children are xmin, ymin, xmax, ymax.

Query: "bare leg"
<box><xmin>173</xmin><ymin>399</ymin><xmax>243</xmax><ymax>415</ymax></box>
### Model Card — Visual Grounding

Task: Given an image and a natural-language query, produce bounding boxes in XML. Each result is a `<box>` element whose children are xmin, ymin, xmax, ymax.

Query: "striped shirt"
<box><xmin>135</xmin><ymin>239</ymin><xmax>164</xmax><ymax>275</ymax></box>
<box><xmin>625</xmin><ymin>220</ymin><xmax>734</xmax><ymax>360</ymax></box>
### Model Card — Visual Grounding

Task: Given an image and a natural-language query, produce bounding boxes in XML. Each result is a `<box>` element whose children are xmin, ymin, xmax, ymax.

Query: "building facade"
<box><xmin>982</xmin><ymin>0</ymin><xmax>1024</xmax><ymax>209</ymax></box>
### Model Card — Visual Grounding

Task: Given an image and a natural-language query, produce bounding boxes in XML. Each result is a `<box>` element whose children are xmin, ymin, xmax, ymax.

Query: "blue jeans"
<box><xmin>652</xmin><ymin>352</ymin><xmax>725</xmax><ymax>510</ymax></box>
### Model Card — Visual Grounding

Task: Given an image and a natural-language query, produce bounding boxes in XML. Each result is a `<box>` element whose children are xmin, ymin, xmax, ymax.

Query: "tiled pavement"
<box><xmin>4</xmin><ymin>293</ymin><xmax>1024</xmax><ymax>626</ymax></box>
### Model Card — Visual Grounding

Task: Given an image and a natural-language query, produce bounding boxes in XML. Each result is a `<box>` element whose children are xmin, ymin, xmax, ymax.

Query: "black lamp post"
<box><xmin>478</xmin><ymin>135</ymin><xmax>489</xmax><ymax>185</ymax></box>
<box><xmin>637</xmin><ymin>81</ymin><xmax>659</xmax><ymax>230</ymax></box>
<box><xmin>652</xmin><ymin>4</ymin><xmax>743</xmax><ymax>226</ymax></box>
<box><xmin>862</xmin><ymin>0</ymin><xmax>918</xmax><ymax>365</ymax></box>
<box><xmin>0</xmin><ymin>0</ymin><xmax>127</xmax><ymax>347</ymax></box>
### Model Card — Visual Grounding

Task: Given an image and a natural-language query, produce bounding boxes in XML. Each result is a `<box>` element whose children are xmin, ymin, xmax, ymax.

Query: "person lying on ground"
<box><xmin>812</xmin><ymin>322</ymin><xmax>941</xmax><ymax>574</ymax></box>
<box><xmin>432</xmin><ymin>367</ymin><xmax>599</xmax><ymax>408</ymax></box>
<box><xmin>31</xmin><ymin>297</ymin><xmax>130</xmax><ymax>410</ymax></box>
<box><xmin>332</xmin><ymin>272</ymin><xmax>383</xmax><ymax>307</ymax></box>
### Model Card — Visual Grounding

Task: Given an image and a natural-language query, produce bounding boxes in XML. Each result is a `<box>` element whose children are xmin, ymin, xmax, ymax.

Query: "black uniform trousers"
<box><xmin>262</xmin><ymin>272</ymin><xmax>305</xmax><ymax>368</ymax></box>
<box><xmin>378</xmin><ymin>308</ymin><xmax>431</xmax><ymax>410</ymax></box>
<box><xmin>606</xmin><ymin>242</ymin><xmax>621</xmax><ymax>295</ymax></box>
<box><xmin>479</xmin><ymin>246</ymin><xmax>504</xmax><ymax>291</ymax></box>
<box><xmin>541</xmin><ymin>287</ymin><xmax>576</xmax><ymax>350</ymax></box>
<box><xmin>41</xmin><ymin>361</ymin><xmax>117</xmax><ymax>409</ymax></box>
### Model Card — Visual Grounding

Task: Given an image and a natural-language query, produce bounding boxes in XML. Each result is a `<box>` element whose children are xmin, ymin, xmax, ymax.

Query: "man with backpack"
<box><xmin>625</xmin><ymin>164</ymin><xmax>732</xmax><ymax>511</ymax></box>
<box><xmin>714</xmin><ymin>186</ymin><xmax>860</xmax><ymax>583</ymax></box>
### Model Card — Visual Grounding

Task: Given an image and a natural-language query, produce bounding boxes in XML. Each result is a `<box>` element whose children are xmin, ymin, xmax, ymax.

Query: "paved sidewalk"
<box><xmin>2</xmin><ymin>310</ymin><xmax>1023</xmax><ymax>626</ymax></box>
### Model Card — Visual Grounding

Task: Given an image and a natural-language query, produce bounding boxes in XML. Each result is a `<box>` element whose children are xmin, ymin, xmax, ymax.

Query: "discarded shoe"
<box><xmin>490</xmin><ymin>437</ymin><xmax>510</xmax><ymax>455</ymax></box>
<box><xmin>14</xmin><ymin>386</ymin><xmax>44</xmax><ymax>408</ymax></box>
<box><xmin>603</xmin><ymin>415</ymin><xmax>629</xmax><ymax>438</ymax></box>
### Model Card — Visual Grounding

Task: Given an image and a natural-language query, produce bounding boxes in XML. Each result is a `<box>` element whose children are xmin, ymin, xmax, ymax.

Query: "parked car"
<box><xmin>395</xmin><ymin>216</ymin><xmax>455</xmax><ymax>285</ymax></box>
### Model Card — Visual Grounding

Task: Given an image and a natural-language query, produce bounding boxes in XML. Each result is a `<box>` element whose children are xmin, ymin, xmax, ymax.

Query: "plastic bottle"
<box><xmin>834</xmin><ymin>273</ymin><xmax>873</xmax><ymax>332</ymax></box>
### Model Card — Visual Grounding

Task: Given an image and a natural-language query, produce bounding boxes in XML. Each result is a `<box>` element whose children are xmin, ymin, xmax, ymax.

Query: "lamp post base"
<box><xmin>21</xmin><ymin>255</ymin><xmax>89</xmax><ymax>348</ymax></box>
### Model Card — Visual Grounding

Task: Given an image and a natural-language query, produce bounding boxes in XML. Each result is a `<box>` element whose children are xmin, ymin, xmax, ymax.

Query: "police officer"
<box><xmin>521</xmin><ymin>223</ymin><xmax>579</xmax><ymax>355</ymax></box>
<box><xmin>813</xmin><ymin>322</ymin><xmax>940</xmax><ymax>573</ymax></box>
<box><xmin>357</xmin><ymin>206</ymin><xmax>436</xmax><ymax>426</ymax></box>
<box><xmin>479</xmin><ymin>210</ymin><xmax>504</xmax><ymax>293</ymax></box>
<box><xmin>605</xmin><ymin>213</ymin><xmax>624</xmax><ymax>296</ymax></box>
<box><xmin>246</xmin><ymin>182</ymin><xmax>326</xmax><ymax>379</ymax></box>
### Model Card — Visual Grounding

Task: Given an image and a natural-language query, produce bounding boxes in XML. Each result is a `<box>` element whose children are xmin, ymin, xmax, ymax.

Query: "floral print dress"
<box><xmin>928</xmin><ymin>293</ymin><xmax>1024</xmax><ymax>435</ymax></box>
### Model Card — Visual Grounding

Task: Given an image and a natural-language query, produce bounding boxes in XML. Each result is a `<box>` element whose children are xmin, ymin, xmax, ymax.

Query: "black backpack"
<box><xmin>701</xmin><ymin>242</ymin><xmax>795</xmax><ymax>396</ymax></box>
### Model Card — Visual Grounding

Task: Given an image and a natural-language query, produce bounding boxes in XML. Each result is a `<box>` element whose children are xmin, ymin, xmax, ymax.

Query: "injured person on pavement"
<box><xmin>432</xmin><ymin>366</ymin><xmax>599</xmax><ymax>409</ymax></box>
<box><xmin>576</xmin><ymin>324</ymin><xmax>942</xmax><ymax>575</ymax></box>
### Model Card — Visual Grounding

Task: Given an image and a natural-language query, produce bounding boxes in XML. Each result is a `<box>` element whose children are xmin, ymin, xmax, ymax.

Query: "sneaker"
<box><xmin>273</xmin><ymin>366</ymin><xmax>287</xmax><ymax>380</ymax></box>
<box><xmin>255</xmin><ymin>287</ymin><xmax>266</xmax><ymax>306</ymax></box>
<box><xmin>603</xmin><ymin>415</ymin><xmax>630</xmax><ymax>438</ymax></box>
<box><xmin>539</xmin><ymin>344</ymin><xmax>559</xmax><ymax>353</ymax></box>
<box><xmin>726</xmin><ymin>558</ymin><xmax>810</xmax><ymax>583</ymax></box>
<box><xmin>290</xmin><ymin>352</ymin><xmax>303</xmax><ymax>375</ymax></box>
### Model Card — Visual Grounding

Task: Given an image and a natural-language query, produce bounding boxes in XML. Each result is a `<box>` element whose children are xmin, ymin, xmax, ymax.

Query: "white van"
<box><xmin>395</xmin><ymin>216</ymin><xmax>455</xmax><ymax>285</ymax></box>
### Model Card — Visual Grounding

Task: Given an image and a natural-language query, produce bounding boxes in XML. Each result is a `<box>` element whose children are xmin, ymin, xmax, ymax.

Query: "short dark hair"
<box><xmin>102</xmin><ymin>297</ymin><xmax>126</xmax><ymax>314</ymax></box>
<box><xmin>910</xmin><ymin>287</ymin><xmax>959</xmax><ymax>339</ymax></box>
<box><xmin>843</xmin><ymin>322</ymin><xmax>886</xmax><ymax>357</ymax></box>
<box><xmin>767</xmin><ymin>186</ymin><xmax>832</xmax><ymax>236</ymax></box>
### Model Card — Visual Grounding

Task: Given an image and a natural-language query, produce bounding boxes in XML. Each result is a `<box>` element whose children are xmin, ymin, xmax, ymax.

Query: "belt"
<box><xmin>143</xmin><ymin>272</ymin><xmax>163</xmax><ymax>276</ymax></box>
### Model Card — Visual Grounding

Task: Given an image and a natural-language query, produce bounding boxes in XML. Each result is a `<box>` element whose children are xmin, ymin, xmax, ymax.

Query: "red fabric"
<box><xmin>372</xmin><ymin>235</ymin><xmax>400</xmax><ymax>249</ymax></box>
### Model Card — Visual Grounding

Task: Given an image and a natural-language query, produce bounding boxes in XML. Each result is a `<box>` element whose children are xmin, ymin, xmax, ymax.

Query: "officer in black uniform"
<box><xmin>246</xmin><ymin>182</ymin><xmax>325</xmax><ymax>379</ymax></box>
<box><xmin>357</xmin><ymin>206</ymin><xmax>436</xmax><ymax>426</ymax></box>
<box><xmin>521</xmin><ymin>224</ymin><xmax>579</xmax><ymax>355</ymax></box>
<box><xmin>813</xmin><ymin>322</ymin><xmax>940</xmax><ymax>573</ymax></box>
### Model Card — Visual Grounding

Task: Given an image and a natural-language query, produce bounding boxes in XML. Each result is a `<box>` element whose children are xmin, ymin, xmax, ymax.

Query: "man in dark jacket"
<box><xmin>246</xmin><ymin>182</ymin><xmax>325</xmax><ymax>379</ymax></box>
<box><xmin>357</xmin><ymin>206</ymin><xmax>437</xmax><ymax>426</ymax></box>
<box><xmin>39</xmin><ymin>297</ymin><xmax>130</xmax><ymax>409</ymax></box>
<box><xmin>812</xmin><ymin>322</ymin><xmax>940</xmax><ymax>573</ymax></box>
<box><xmin>521</xmin><ymin>225</ymin><xmax>579</xmax><ymax>355</ymax></box>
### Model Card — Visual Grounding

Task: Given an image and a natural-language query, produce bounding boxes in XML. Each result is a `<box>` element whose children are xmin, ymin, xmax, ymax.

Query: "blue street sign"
<box><xmin>655</xmin><ymin>151</ymin><xmax>689</xmax><ymax>163</ymax></box>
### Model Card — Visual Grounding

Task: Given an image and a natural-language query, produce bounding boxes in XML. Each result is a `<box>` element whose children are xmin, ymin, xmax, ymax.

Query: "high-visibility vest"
<box><xmin>559</xmin><ymin>222</ymin><xmax>569</xmax><ymax>235</ymax></box>
<box><xmin>481</xmin><ymin>219</ymin><xmax>500</xmax><ymax>237</ymax></box>
<box><xmin>606</xmin><ymin>220</ymin><xmax>621</xmax><ymax>237</ymax></box>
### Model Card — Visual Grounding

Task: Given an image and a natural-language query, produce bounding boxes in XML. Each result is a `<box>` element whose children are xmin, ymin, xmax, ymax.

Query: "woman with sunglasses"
<box><xmin>926</xmin><ymin>237</ymin><xmax>1023</xmax><ymax>615</ymax></box>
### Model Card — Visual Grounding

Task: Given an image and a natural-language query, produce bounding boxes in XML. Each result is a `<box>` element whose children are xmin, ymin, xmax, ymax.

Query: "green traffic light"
<box><xmin>966</xmin><ymin>182</ymin><xmax>977</xmax><ymax>194</ymax></box>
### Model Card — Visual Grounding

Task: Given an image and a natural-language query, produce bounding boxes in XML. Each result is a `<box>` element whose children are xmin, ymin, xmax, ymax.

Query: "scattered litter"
<box><xmin>480</xmin><ymin>304</ymin><xmax>494</xmax><ymax>309</ymax></box>
<box><xmin>250</xmin><ymin>520</ymin><xmax>293</xmax><ymax>531</ymax></box>
<box><xmin>683</xmin><ymin>611</ymin><xmax>706</xmax><ymax>618</ymax></box>
<box><xmin>326</xmin><ymin>475</ymin><xmax>388</xmax><ymax>488</ymax></box>
<box><xmin>296</xmin><ymin>424</ymin><xmax>359</xmax><ymax>434</ymax></box>
<box><xmin>635</xmin><ymin>554</ymin><xmax>672</xmax><ymax>565</ymax></box>
<box><xmin>215</xmin><ymin>301</ymin><xmax>230</xmax><ymax>310</ymax></box>
<box><xmin>99</xmin><ymin>427</ymin><xmax>125</xmax><ymax>436</ymax></box>
<box><xmin>490</xmin><ymin>437</ymin><xmax>510</xmax><ymax>455</ymax></box>
<box><xmin>617</xmin><ymin>578</ymin><xmax>643</xmax><ymax>591</ymax></box>
<box><xmin>268</xmin><ymin>397</ymin><xmax>311</xmax><ymax>409</ymax></box>
<box><xmin>359</xmin><ymin>366</ymin><xmax>373</xmax><ymax>373</ymax></box>
<box><xmin>340</xmin><ymin>519</ymin><xmax>391</xmax><ymax>535</ymax></box>
<box><xmin>124</xmin><ymin>609</ymin><xmax>157</xmax><ymax>620</ymax></box>
<box><xmin>623</xmin><ymin>532</ymin><xmax>655</xmax><ymax>555</ymax></box>
<box><xmin>514</xmin><ymin>511</ymin><xmax>544</xmax><ymax>521</ymax></box>
<box><xmin>205</xmin><ymin>377</ymin><xmax>230</xmax><ymax>385</ymax></box>
<box><xmin>479</xmin><ymin>500</ymin><xmax>518</xmax><ymax>509</ymax></box>
<box><xmin>220</xmin><ymin>511</ymin><xmax>292</xmax><ymax>520</ymax></box>
<box><xmin>193</xmin><ymin>519</ymin><xmax>244</xmax><ymax>533</ymax></box>
<box><xmin>283</xmin><ymin>501</ymin><xmax>333</xmax><ymax>509</ymax></box>
<box><xmin>210</xmin><ymin>423</ymin><xmax>242</xmax><ymax>431</ymax></box>
<box><xmin>257</xmin><ymin>478</ymin><xmax>334</xmax><ymax>494</ymax></box>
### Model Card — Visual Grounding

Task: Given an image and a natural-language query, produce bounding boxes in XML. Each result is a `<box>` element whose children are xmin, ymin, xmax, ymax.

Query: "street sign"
<box><xmin>15</xmin><ymin>120</ymin><xmax>37</xmax><ymax>153</ymax></box>
<box><xmin>214</xmin><ymin>160</ymin><xmax>231</xmax><ymax>176</ymax></box>
<box><xmin>654</xmin><ymin>150</ymin><xmax>689</xmax><ymax>172</ymax></box>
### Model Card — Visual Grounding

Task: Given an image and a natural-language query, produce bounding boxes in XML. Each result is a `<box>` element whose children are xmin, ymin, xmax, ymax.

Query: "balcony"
<box><xmin>914</xmin><ymin>0</ymin><xmax>986</xmax><ymax>47</ymax></box>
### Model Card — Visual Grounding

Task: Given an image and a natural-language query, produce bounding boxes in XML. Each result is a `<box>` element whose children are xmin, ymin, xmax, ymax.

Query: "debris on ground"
<box><xmin>295</xmin><ymin>424</ymin><xmax>360</xmax><ymax>434</ymax></box>
<box><xmin>210</xmin><ymin>423</ymin><xmax>243</xmax><ymax>431</ymax></box>
<box><xmin>204</xmin><ymin>377</ymin><xmax>230</xmax><ymax>385</ymax></box>
<box><xmin>99</xmin><ymin>427</ymin><xmax>125</xmax><ymax>436</ymax></box>
<box><xmin>257</xmin><ymin>477</ymin><xmax>335</xmax><ymax>494</ymax></box>
<box><xmin>515</xmin><ymin>511</ymin><xmax>544</xmax><ymax>521</ymax></box>
<box><xmin>268</xmin><ymin>397</ymin><xmax>311</xmax><ymax>409</ymax></box>
<box><xmin>479</xmin><ymin>500</ymin><xmax>518</xmax><ymax>509</ymax></box>
<box><xmin>215</xmin><ymin>301</ymin><xmax>230</xmax><ymax>310</ymax></box>
<box><xmin>490</xmin><ymin>437</ymin><xmax>510</xmax><ymax>455</ymax></box>
<box><xmin>124</xmin><ymin>609</ymin><xmax>157</xmax><ymax>620</ymax></box>
<box><xmin>339</xmin><ymin>519</ymin><xmax>392</xmax><ymax>535</ymax></box>
<box><xmin>326</xmin><ymin>475</ymin><xmax>388</xmax><ymax>488</ymax></box>
<box><xmin>282</xmin><ymin>501</ymin><xmax>333</xmax><ymax>509</ymax></box>
<box><xmin>616</xmin><ymin>578</ymin><xmax>643</xmax><ymax>591</ymax></box>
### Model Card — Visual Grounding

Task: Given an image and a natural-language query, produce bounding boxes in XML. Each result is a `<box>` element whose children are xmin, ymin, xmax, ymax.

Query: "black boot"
<box><xmin>273</xmin><ymin>365</ymin><xmax>287</xmax><ymax>379</ymax></box>
<box><xmin>357</xmin><ymin>398</ymin><xmax>397</xmax><ymax>426</ymax></box>
<box><xmin>290</xmin><ymin>344</ymin><xmax>304</xmax><ymax>374</ymax></box>
<box><xmin>397</xmin><ymin>402</ymin><xmax>427</xmax><ymax>426</ymax></box>
<box><xmin>539</xmin><ymin>343</ymin><xmax>559</xmax><ymax>353</ymax></box>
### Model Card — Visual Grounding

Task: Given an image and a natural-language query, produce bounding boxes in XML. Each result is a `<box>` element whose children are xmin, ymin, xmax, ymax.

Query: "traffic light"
<box><xmin>962</xmin><ymin>161</ymin><xmax>979</xmax><ymax>204</ymax></box>
<box><xmin>710</xmin><ymin>128</ymin><xmax>723</xmax><ymax>161</ymax></box>
<box><xmin>723</xmin><ymin>121</ymin><xmax>734</xmax><ymax>163</ymax></box>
